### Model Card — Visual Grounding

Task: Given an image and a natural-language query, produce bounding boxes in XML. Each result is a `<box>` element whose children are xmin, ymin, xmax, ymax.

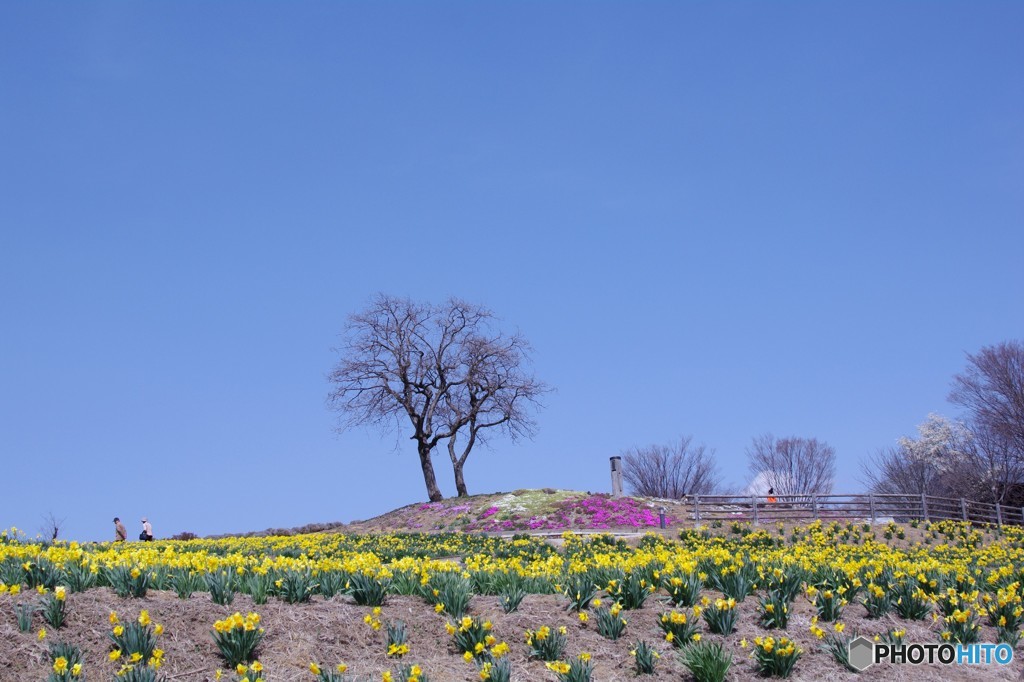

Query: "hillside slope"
<box><xmin>346</xmin><ymin>490</ymin><xmax>688</xmax><ymax>534</ymax></box>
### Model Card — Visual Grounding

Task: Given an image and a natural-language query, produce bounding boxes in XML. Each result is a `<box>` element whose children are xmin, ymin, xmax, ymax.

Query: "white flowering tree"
<box><xmin>862</xmin><ymin>414</ymin><xmax>973</xmax><ymax>497</ymax></box>
<box><xmin>896</xmin><ymin>413</ymin><xmax>972</xmax><ymax>475</ymax></box>
<box><xmin>865</xmin><ymin>342</ymin><xmax>1024</xmax><ymax>504</ymax></box>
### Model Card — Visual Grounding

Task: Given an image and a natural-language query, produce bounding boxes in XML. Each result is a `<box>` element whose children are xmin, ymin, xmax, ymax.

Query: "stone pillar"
<box><xmin>610</xmin><ymin>456</ymin><xmax>623</xmax><ymax>497</ymax></box>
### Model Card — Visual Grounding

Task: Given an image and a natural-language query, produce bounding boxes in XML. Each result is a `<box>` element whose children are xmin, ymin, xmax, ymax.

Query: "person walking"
<box><xmin>113</xmin><ymin>517</ymin><xmax>127</xmax><ymax>542</ymax></box>
<box><xmin>140</xmin><ymin>517</ymin><xmax>153</xmax><ymax>541</ymax></box>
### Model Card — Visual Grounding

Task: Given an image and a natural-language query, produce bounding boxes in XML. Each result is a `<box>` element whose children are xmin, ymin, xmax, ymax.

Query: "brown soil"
<box><xmin>3</xmin><ymin>586</ymin><xmax>1019</xmax><ymax>681</ymax></box>
<box><xmin>4</xmin><ymin>493</ymin><xmax>1010</xmax><ymax>681</ymax></box>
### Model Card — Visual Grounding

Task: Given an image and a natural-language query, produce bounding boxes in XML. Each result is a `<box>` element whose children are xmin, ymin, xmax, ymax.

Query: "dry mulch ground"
<box><xmin>3</xmin><ymin>585</ymin><xmax>1021</xmax><ymax>682</ymax></box>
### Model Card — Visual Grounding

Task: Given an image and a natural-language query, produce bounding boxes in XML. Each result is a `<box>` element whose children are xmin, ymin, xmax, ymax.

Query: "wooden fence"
<box><xmin>684</xmin><ymin>493</ymin><xmax>1021</xmax><ymax>528</ymax></box>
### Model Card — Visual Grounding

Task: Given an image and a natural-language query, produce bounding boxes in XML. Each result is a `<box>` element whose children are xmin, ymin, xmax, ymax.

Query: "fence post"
<box><xmin>868</xmin><ymin>494</ymin><xmax>876</xmax><ymax>524</ymax></box>
<box><xmin>812</xmin><ymin>495</ymin><xmax>819</xmax><ymax>519</ymax></box>
<box><xmin>920</xmin><ymin>494</ymin><xmax>929</xmax><ymax>521</ymax></box>
<box><xmin>694</xmin><ymin>495</ymin><xmax>701</xmax><ymax>527</ymax></box>
<box><xmin>961</xmin><ymin>498</ymin><xmax>968</xmax><ymax>522</ymax></box>
<box><xmin>752</xmin><ymin>496</ymin><xmax>759</xmax><ymax>525</ymax></box>
<box><xmin>996</xmin><ymin>503</ymin><xmax>1003</xmax><ymax>528</ymax></box>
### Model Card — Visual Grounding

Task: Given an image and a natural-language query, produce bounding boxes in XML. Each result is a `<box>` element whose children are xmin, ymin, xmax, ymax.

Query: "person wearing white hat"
<box><xmin>141</xmin><ymin>517</ymin><xmax>154</xmax><ymax>541</ymax></box>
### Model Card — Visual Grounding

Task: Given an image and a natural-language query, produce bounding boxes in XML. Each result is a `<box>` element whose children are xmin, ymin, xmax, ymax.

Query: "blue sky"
<box><xmin>1</xmin><ymin>3</ymin><xmax>1021</xmax><ymax>542</ymax></box>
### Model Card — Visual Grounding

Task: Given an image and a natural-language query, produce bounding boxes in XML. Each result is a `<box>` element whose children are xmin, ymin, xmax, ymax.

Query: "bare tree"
<box><xmin>441</xmin><ymin>330</ymin><xmax>547</xmax><ymax>496</ymax></box>
<box><xmin>621</xmin><ymin>436</ymin><xmax>720</xmax><ymax>498</ymax></box>
<box><xmin>860</xmin><ymin>440</ymin><xmax>962</xmax><ymax>493</ymax></box>
<box><xmin>327</xmin><ymin>294</ymin><xmax>547</xmax><ymax>501</ymax></box>
<box><xmin>40</xmin><ymin>512</ymin><xmax>66</xmax><ymax>541</ymax></box>
<box><xmin>746</xmin><ymin>434</ymin><xmax>835</xmax><ymax>498</ymax></box>
<box><xmin>962</xmin><ymin>426</ymin><xmax>1024</xmax><ymax>504</ymax></box>
<box><xmin>949</xmin><ymin>340</ymin><xmax>1024</xmax><ymax>501</ymax></box>
<box><xmin>864</xmin><ymin>410</ymin><xmax>1024</xmax><ymax>505</ymax></box>
<box><xmin>860</xmin><ymin>446</ymin><xmax>948</xmax><ymax>496</ymax></box>
<box><xmin>860</xmin><ymin>413</ymin><xmax>996</xmax><ymax>502</ymax></box>
<box><xmin>862</xmin><ymin>344</ymin><xmax>1024</xmax><ymax>504</ymax></box>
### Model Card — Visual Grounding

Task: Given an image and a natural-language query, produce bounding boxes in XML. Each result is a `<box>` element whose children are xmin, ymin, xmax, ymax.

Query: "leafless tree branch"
<box><xmin>40</xmin><ymin>512</ymin><xmax>65</xmax><ymax>542</ymax></box>
<box><xmin>949</xmin><ymin>340</ymin><xmax>1024</xmax><ymax>502</ymax></box>
<box><xmin>747</xmin><ymin>434</ymin><xmax>835</xmax><ymax>499</ymax></box>
<box><xmin>327</xmin><ymin>294</ymin><xmax>548</xmax><ymax>500</ymax></box>
<box><xmin>622</xmin><ymin>436</ymin><xmax>721</xmax><ymax>498</ymax></box>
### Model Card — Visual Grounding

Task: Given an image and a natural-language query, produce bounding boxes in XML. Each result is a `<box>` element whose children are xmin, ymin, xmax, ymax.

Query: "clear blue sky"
<box><xmin>1</xmin><ymin>3</ymin><xmax>1021</xmax><ymax>542</ymax></box>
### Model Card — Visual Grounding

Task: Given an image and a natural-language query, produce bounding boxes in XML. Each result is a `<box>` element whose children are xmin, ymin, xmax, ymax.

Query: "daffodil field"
<box><xmin>2</xmin><ymin>519</ymin><xmax>1024</xmax><ymax>681</ymax></box>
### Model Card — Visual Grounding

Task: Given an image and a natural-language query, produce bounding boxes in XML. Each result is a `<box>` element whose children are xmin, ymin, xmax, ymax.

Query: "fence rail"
<box><xmin>684</xmin><ymin>493</ymin><xmax>1023</xmax><ymax>528</ymax></box>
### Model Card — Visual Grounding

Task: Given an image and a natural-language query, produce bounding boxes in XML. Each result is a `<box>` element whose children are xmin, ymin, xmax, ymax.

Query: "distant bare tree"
<box><xmin>949</xmin><ymin>341</ymin><xmax>1024</xmax><ymax>501</ymax></box>
<box><xmin>40</xmin><ymin>512</ymin><xmax>65</xmax><ymax>541</ymax></box>
<box><xmin>622</xmin><ymin>436</ymin><xmax>721</xmax><ymax>498</ymax></box>
<box><xmin>860</xmin><ymin>446</ymin><xmax>946</xmax><ymax>496</ymax></box>
<box><xmin>747</xmin><ymin>434</ymin><xmax>835</xmax><ymax>498</ymax></box>
<box><xmin>962</xmin><ymin>426</ymin><xmax>1024</xmax><ymax>504</ymax></box>
<box><xmin>862</xmin><ymin>344</ymin><xmax>1024</xmax><ymax>504</ymax></box>
<box><xmin>327</xmin><ymin>294</ymin><xmax>548</xmax><ymax>501</ymax></box>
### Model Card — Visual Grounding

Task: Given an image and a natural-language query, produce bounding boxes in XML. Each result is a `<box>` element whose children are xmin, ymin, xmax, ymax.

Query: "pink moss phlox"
<box><xmin>418</xmin><ymin>494</ymin><xmax>676</xmax><ymax>532</ymax></box>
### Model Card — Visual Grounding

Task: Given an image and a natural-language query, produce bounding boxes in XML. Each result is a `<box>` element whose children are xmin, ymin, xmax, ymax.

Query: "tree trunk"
<box><xmin>418</xmin><ymin>442</ymin><xmax>444</xmax><ymax>501</ymax></box>
<box><xmin>454</xmin><ymin>461</ymin><xmax>468</xmax><ymax>497</ymax></box>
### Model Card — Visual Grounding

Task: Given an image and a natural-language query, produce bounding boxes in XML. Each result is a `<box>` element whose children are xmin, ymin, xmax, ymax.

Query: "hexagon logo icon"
<box><xmin>848</xmin><ymin>635</ymin><xmax>875</xmax><ymax>672</ymax></box>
